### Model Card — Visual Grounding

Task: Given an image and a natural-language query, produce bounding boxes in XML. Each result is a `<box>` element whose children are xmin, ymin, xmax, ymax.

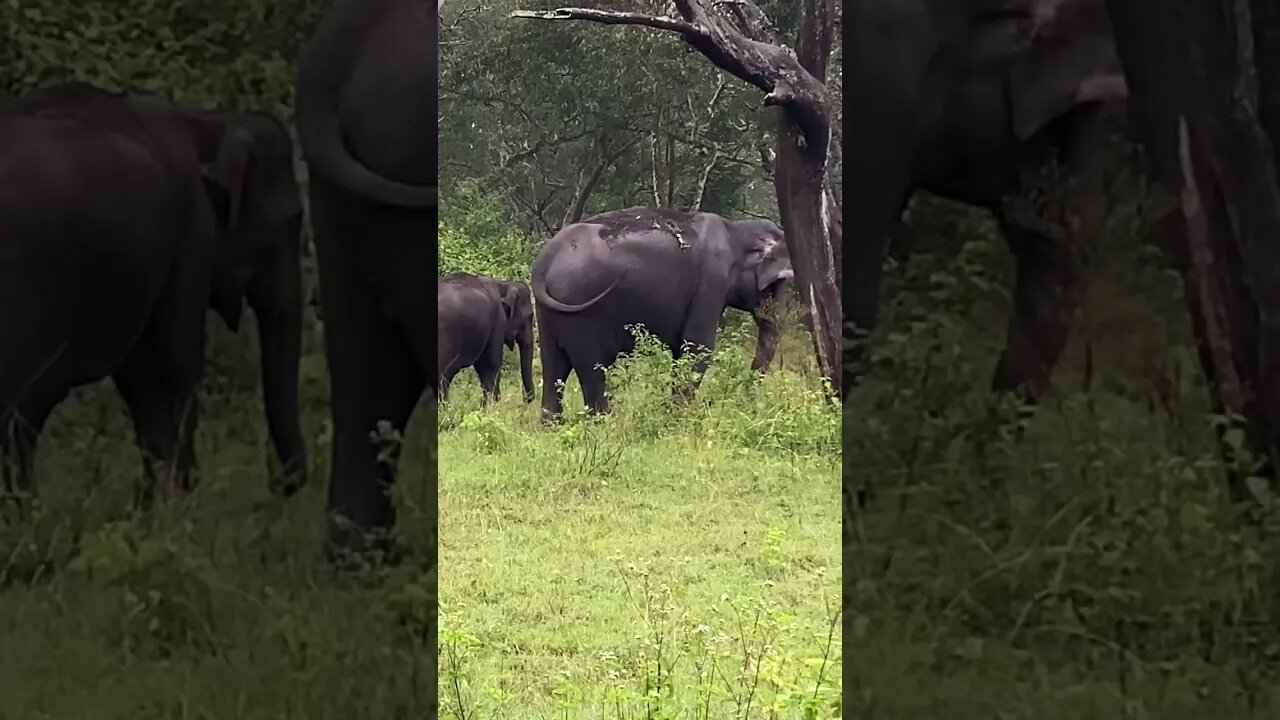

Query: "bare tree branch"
<box><xmin>509</xmin><ymin>7</ymin><xmax>705</xmax><ymax>36</ymax></box>
<box><xmin>692</xmin><ymin>150</ymin><xmax>721</xmax><ymax>210</ymax></box>
<box><xmin>567</xmin><ymin>136</ymin><xmax>640</xmax><ymax>225</ymax></box>
<box><xmin>510</xmin><ymin>2</ymin><xmax>831</xmax><ymax>153</ymax></box>
<box><xmin>501</xmin><ymin>129</ymin><xmax>595</xmax><ymax>168</ymax></box>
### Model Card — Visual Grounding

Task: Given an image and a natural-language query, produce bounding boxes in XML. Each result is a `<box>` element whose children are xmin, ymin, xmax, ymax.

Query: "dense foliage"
<box><xmin>438</xmin><ymin>0</ymin><xmax>842</xmax><ymax>273</ymax></box>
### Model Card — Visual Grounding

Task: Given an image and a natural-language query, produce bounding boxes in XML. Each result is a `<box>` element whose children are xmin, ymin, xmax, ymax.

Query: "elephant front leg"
<box><xmin>517</xmin><ymin>339</ymin><xmax>536</xmax><ymax>404</ymax></box>
<box><xmin>575</xmin><ymin>362</ymin><xmax>611</xmax><ymax>415</ymax></box>
<box><xmin>673</xmin><ymin>298</ymin><xmax>723</xmax><ymax>404</ymax></box>
<box><xmin>992</xmin><ymin>221</ymin><xmax>1091</xmax><ymax>402</ymax></box>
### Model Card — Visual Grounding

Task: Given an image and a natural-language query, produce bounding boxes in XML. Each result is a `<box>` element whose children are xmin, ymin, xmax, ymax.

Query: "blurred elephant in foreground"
<box><xmin>438</xmin><ymin>273</ymin><xmax>535</xmax><ymax>405</ymax></box>
<box><xmin>0</xmin><ymin>81</ymin><xmax>306</xmax><ymax>509</ymax></box>
<box><xmin>533</xmin><ymin>207</ymin><xmax>794</xmax><ymax>422</ymax></box>
<box><xmin>846</xmin><ymin>0</ymin><xmax>1128</xmax><ymax>399</ymax></box>
<box><xmin>295</xmin><ymin>0</ymin><xmax>437</xmax><ymax>561</ymax></box>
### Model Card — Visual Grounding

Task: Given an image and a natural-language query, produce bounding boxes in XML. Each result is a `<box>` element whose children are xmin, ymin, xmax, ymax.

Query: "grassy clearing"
<box><xmin>438</xmin><ymin>319</ymin><xmax>841</xmax><ymax>718</ymax></box>
<box><xmin>847</xmin><ymin>201</ymin><xmax>1280</xmax><ymax>718</ymax></box>
<box><xmin>0</xmin><ymin>302</ymin><xmax>838</xmax><ymax>718</ymax></box>
<box><xmin>0</xmin><ymin>320</ymin><xmax>438</xmax><ymax>719</ymax></box>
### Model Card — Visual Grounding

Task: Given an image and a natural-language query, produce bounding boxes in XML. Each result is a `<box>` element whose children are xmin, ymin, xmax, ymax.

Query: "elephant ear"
<box><xmin>498</xmin><ymin>283</ymin><xmax>521</xmax><ymax>347</ymax></box>
<box><xmin>747</xmin><ymin>233</ymin><xmax>795</xmax><ymax>292</ymax></box>
<box><xmin>499</xmin><ymin>283</ymin><xmax>519</xmax><ymax>318</ymax></box>
<box><xmin>259</xmin><ymin>167</ymin><xmax>304</xmax><ymax>227</ymax></box>
<box><xmin>1006</xmin><ymin>2</ymin><xmax>1127</xmax><ymax>140</ymax></box>
<box><xmin>201</xmin><ymin>126</ymin><xmax>254</xmax><ymax>231</ymax></box>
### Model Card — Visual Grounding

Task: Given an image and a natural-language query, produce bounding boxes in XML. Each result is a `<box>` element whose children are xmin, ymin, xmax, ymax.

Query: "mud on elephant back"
<box><xmin>0</xmin><ymin>81</ymin><xmax>307</xmax><ymax>514</ymax></box>
<box><xmin>532</xmin><ymin>207</ymin><xmax>794</xmax><ymax>424</ymax></box>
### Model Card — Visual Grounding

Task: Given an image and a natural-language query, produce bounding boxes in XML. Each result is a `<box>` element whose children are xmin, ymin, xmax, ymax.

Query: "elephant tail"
<box><xmin>532</xmin><ymin>272</ymin><xmax>619</xmax><ymax>313</ymax></box>
<box><xmin>295</xmin><ymin>89</ymin><xmax>436</xmax><ymax>209</ymax></box>
<box><xmin>294</xmin><ymin>18</ymin><xmax>436</xmax><ymax>210</ymax></box>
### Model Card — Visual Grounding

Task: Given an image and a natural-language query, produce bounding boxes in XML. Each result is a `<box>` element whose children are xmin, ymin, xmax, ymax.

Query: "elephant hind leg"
<box><xmin>538</xmin><ymin>328</ymin><xmax>573</xmax><ymax>424</ymax></box>
<box><xmin>113</xmin><ymin>359</ymin><xmax>200</xmax><ymax>510</ymax></box>
<box><xmin>474</xmin><ymin>336</ymin><xmax>505</xmax><ymax>405</ymax></box>
<box><xmin>572</xmin><ymin>355</ymin><xmax>610</xmax><ymax>416</ymax></box>
<box><xmin>1</xmin><ymin>396</ymin><xmax>57</xmax><ymax>518</ymax></box>
<box><xmin>438</xmin><ymin>367</ymin><xmax>458</xmax><ymax>404</ymax></box>
<box><xmin>326</xmin><ymin>342</ymin><xmax>424</xmax><ymax>565</ymax></box>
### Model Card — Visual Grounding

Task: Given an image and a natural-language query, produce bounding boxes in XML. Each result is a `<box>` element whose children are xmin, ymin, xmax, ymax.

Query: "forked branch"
<box><xmin>510</xmin><ymin>0</ymin><xmax>830</xmax><ymax>156</ymax></box>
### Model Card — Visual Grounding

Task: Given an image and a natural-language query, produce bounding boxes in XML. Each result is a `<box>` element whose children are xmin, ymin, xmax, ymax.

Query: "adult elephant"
<box><xmin>438</xmin><ymin>273</ymin><xmax>535</xmax><ymax>405</ymax></box>
<box><xmin>295</xmin><ymin>0</ymin><xmax>437</xmax><ymax>561</ymax></box>
<box><xmin>0</xmin><ymin>82</ymin><xmax>305</xmax><ymax>507</ymax></box>
<box><xmin>846</xmin><ymin>0</ymin><xmax>1127</xmax><ymax>400</ymax></box>
<box><xmin>533</xmin><ymin>207</ymin><xmax>794</xmax><ymax>422</ymax></box>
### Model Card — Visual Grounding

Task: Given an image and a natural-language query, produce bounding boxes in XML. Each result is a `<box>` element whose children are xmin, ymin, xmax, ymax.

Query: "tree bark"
<box><xmin>512</xmin><ymin>0</ymin><xmax>843</xmax><ymax>393</ymax></box>
<box><xmin>1107</xmin><ymin>0</ymin><xmax>1280</xmax><ymax>496</ymax></box>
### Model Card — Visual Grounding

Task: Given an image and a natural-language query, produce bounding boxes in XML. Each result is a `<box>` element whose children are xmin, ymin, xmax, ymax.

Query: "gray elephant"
<box><xmin>0</xmin><ymin>81</ymin><xmax>305</xmax><ymax>508</ymax></box>
<box><xmin>533</xmin><ymin>207</ymin><xmax>794</xmax><ymax>422</ymax></box>
<box><xmin>845</xmin><ymin>0</ymin><xmax>1127</xmax><ymax>399</ymax></box>
<box><xmin>295</xmin><ymin>0</ymin><xmax>436</xmax><ymax>561</ymax></box>
<box><xmin>438</xmin><ymin>273</ymin><xmax>535</xmax><ymax>405</ymax></box>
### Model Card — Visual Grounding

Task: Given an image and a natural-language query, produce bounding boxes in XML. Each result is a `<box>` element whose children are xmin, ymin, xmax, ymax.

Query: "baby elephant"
<box><xmin>437</xmin><ymin>273</ymin><xmax>535</xmax><ymax>404</ymax></box>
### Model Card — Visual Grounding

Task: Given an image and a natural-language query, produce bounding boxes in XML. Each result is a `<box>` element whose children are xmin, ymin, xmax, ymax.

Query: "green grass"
<box><xmin>0</xmin><ymin>304</ymin><xmax>839</xmax><ymax>719</ymax></box>
<box><xmin>846</xmin><ymin>201</ymin><xmax>1280</xmax><ymax>718</ymax></box>
<box><xmin>438</xmin><ymin>320</ymin><xmax>841</xmax><ymax>718</ymax></box>
<box><xmin>0</xmin><ymin>320</ymin><xmax>438</xmax><ymax>719</ymax></box>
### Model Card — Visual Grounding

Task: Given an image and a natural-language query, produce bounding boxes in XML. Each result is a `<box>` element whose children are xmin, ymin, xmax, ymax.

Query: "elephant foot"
<box><xmin>671</xmin><ymin>386</ymin><xmax>697</xmax><ymax>406</ymax></box>
<box><xmin>268</xmin><ymin>460</ymin><xmax>309</xmax><ymax>498</ymax></box>
<box><xmin>325</xmin><ymin>518</ymin><xmax>402</xmax><ymax>576</ymax></box>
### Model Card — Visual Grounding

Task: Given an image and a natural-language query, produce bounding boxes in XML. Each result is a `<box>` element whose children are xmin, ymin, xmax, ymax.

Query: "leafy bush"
<box><xmin>439</xmin><ymin>180</ymin><xmax>540</xmax><ymax>281</ymax></box>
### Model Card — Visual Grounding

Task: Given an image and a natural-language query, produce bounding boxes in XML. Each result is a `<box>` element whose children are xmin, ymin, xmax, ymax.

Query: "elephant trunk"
<box><xmin>518</xmin><ymin>335</ymin><xmax>535</xmax><ymax>403</ymax></box>
<box><xmin>751</xmin><ymin>312</ymin><xmax>782</xmax><ymax>373</ymax></box>
<box><xmin>751</xmin><ymin>287</ymin><xmax>788</xmax><ymax>373</ymax></box>
<box><xmin>248</xmin><ymin>242</ymin><xmax>307</xmax><ymax>496</ymax></box>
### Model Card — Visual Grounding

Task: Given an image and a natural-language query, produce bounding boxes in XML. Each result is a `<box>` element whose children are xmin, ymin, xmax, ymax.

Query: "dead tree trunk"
<box><xmin>1107</xmin><ymin>0</ymin><xmax>1280</xmax><ymax>498</ymax></box>
<box><xmin>512</xmin><ymin>0</ymin><xmax>843</xmax><ymax>394</ymax></box>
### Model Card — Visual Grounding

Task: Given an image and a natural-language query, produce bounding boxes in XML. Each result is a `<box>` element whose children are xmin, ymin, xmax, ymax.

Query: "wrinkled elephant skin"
<box><xmin>0</xmin><ymin>83</ymin><xmax>259</xmax><ymax>509</ymax></box>
<box><xmin>438</xmin><ymin>274</ymin><xmax>535</xmax><ymax>405</ymax></box>
<box><xmin>295</xmin><ymin>0</ymin><xmax>437</xmax><ymax>564</ymax></box>
<box><xmin>533</xmin><ymin>207</ymin><xmax>794</xmax><ymax>422</ymax></box>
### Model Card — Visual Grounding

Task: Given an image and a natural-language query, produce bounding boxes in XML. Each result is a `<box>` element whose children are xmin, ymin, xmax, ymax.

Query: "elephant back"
<box><xmin>583</xmin><ymin>207</ymin><xmax>700</xmax><ymax>246</ymax></box>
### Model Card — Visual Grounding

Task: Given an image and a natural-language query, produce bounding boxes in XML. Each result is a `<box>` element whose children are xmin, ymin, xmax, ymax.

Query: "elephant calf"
<box><xmin>532</xmin><ymin>207</ymin><xmax>794</xmax><ymax>422</ymax></box>
<box><xmin>437</xmin><ymin>273</ymin><xmax>535</xmax><ymax>404</ymax></box>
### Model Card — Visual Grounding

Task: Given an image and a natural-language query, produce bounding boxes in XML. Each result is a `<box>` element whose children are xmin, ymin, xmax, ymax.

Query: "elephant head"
<box><xmin>1005</xmin><ymin>0</ymin><xmax>1126</xmax><ymax>140</ymax></box>
<box><xmin>498</xmin><ymin>280</ymin><xmax>536</xmax><ymax>403</ymax></box>
<box><xmin>192</xmin><ymin>110</ymin><xmax>308</xmax><ymax>496</ymax></box>
<box><xmin>727</xmin><ymin>218</ymin><xmax>794</xmax><ymax>373</ymax></box>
